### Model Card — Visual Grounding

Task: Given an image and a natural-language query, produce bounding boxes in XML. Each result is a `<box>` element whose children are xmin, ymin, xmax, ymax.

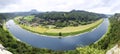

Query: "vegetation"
<box><xmin>0</xmin><ymin>13</ymin><xmax>79</xmax><ymax>54</ymax></box>
<box><xmin>77</xmin><ymin>13</ymin><xmax>120</xmax><ymax>54</ymax></box>
<box><xmin>14</xmin><ymin>10</ymin><xmax>106</xmax><ymax>36</ymax></box>
<box><xmin>1</xmin><ymin>12</ymin><xmax>120</xmax><ymax>54</ymax></box>
<box><xmin>34</xmin><ymin>10</ymin><xmax>106</xmax><ymax>27</ymax></box>
<box><xmin>0</xmin><ymin>17</ymin><xmax>55</xmax><ymax>54</ymax></box>
<box><xmin>23</xmin><ymin>15</ymin><xmax>35</xmax><ymax>21</ymax></box>
<box><xmin>91</xmin><ymin>14</ymin><xmax>120</xmax><ymax>50</ymax></box>
<box><xmin>76</xmin><ymin>46</ymin><xmax>105</xmax><ymax>54</ymax></box>
<box><xmin>15</xmin><ymin>18</ymin><xmax>103</xmax><ymax>36</ymax></box>
<box><xmin>0</xmin><ymin>18</ymin><xmax>87</xmax><ymax>54</ymax></box>
<box><xmin>0</xmin><ymin>25</ymin><xmax>106</xmax><ymax>54</ymax></box>
<box><xmin>17</xmin><ymin>10</ymin><xmax>106</xmax><ymax>28</ymax></box>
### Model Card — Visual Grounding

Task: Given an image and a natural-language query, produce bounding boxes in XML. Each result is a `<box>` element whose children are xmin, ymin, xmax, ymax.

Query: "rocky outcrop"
<box><xmin>0</xmin><ymin>44</ymin><xmax>12</xmax><ymax>54</ymax></box>
<box><xmin>106</xmin><ymin>44</ymin><xmax>120</xmax><ymax>54</ymax></box>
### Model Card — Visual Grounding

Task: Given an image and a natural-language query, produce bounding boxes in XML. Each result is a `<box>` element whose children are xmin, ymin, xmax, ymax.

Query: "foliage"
<box><xmin>18</xmin><ymin>10</ymin><xmax>106</xmax><ymax>28</ymax></box>
<box><xmin>16</xmin><ymin>19</ymin><xmax>103</xmax><ymax>36</ymax></box>
<box><xmin>23</xmin><ymin>15</ymin><xmax>35</xmax><ymax>22</ymax></box>
<box><xmin>86</xmin><ymin>14</ymin><xmax>120</xmax><ymax>53</ymax></box>
<box><xmin>1</xmin><ymin>12</ymin><xmax>120</xmax><ymax>54</ymax></box>
<box><xmin>76</xmin><ymin>46</ymin><xmax>105</xmax><ymax>54</ymax></box>
<box><xmin>65</xmin><ymin>14</ymin><xmax>120</xmax><ymax>54</ymax></box>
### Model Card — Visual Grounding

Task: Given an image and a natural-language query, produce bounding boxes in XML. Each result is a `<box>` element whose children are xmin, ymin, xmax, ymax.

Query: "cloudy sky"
<box><xmin>0</xmin><ymin>0</ymin><xmax>120</xmax><ymax>14</ymax></box>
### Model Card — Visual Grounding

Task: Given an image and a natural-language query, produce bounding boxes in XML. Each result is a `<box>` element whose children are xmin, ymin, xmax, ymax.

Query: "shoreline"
<box><xmin>94</xmin><ymin>19</ymin><xmax>110</xmax><ymax>44</ymax></box>
<box><xmin>12</xmin><ymin>19</ymin><xmax>104</xmax><ymax>38</ymax></box>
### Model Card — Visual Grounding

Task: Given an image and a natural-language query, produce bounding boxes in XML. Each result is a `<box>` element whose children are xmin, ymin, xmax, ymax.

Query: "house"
<box><xmin>31</xmin><ymin>23</ymin><xmax>39</xmax><ymax>27</ymax></box>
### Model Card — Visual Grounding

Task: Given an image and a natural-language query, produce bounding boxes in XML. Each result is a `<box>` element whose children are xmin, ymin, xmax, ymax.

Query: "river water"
<box><xmin>6</xmin><ymin>18</ymin><xmax>109</xmax><ymax>50</ymax></box>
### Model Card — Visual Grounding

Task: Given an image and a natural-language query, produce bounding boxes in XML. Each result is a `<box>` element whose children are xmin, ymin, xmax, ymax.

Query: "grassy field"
<box><xmin>23</xmin><ymin>15</ymin><xmax>35</xmax><ymax>21</ymax></box>
<box><xmin>46</xmin><ymin>19</ymin><xmax>103</xmax><ymax>33</ymax></box>
<box><xmin>17</xmin><ymin>19</ymin><xmax>103</xmax><ymax>36</ymax></box>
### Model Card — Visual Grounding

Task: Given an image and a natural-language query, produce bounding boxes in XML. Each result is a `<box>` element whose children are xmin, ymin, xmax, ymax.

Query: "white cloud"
<box><xmin>0</xmin><ymin>0</ymin><xmax>120</xmax><ymax>14</ymax></box>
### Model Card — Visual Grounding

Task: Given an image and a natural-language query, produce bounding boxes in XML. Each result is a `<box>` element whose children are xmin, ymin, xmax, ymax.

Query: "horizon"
<box><xmin>0</xmin><ymin>9</ymin><xmax>112</xmax><ymax>15</ymax></box>
<box><xmin>0</xmin><ymin>0</ymin><xmax>120</xmax><ymax>14</ymax></box>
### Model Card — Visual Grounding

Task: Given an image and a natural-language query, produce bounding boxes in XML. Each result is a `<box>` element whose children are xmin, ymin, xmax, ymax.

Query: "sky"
<box><xmin>0</xmin><ymin>0</ymin><xmax>120</xmax><ymax>14</ymax></box>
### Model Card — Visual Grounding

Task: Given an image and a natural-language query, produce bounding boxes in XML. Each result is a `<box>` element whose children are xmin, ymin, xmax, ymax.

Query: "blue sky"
<box><xmin>0</xmin><ymin>0</ymin><xmax>120</xmax><ymax>14</ymax></box>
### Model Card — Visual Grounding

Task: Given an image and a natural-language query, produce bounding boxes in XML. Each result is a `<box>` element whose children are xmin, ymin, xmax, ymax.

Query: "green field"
<box><xmin>16</xmin><ymin>19</ymin><xmax>103</xmax><ymax>36</ymax></box>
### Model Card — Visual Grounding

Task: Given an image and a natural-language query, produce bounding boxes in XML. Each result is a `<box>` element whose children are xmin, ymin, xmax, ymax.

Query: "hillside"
<box><xmin>1</xmin><ymin>12</ymin><xmax>120</xmax><ymax>54</ymax></box>
<box><xmin>17</xmin><ymin>10</ymin><xmax>106</xmax><ymax>27</ymax></box>
<box><xmin>14</xmin><ymin>10</ymin><xmax>106</xmax><ymax>36</ymax></box>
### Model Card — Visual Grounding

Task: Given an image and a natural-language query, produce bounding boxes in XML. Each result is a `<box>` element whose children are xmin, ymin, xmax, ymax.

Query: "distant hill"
<box><xmin>13</xmin><ymin>9</ymin><xmax>40</xmax><ymax>16</ymax></box>
<box><xmin>17</xmin><ymin>10</ymin><xmax>107</xmax><ymax>27</ymax></box>
<box><xmin>0</xmin><ymin>9</ymin><xmax>40</xmax><ymax>20</ymax></box>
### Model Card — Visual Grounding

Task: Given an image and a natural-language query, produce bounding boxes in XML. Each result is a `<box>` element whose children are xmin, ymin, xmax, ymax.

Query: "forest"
<box><xmin>77</xmin><ymin>13</ymin><xmax>120</xmax><ymax>54</ymax></box>
<box><xmin>14</xmin><ymin>10</ymin><xmax>105</xmax><ymax>36</ymax></box>
<box><xmin>0</xmin><ymin>12</ymin><xmax>120</xmax><ymax>54</ymax></box>
<box><xmin>17</xmin><ymin>10</ymin><xmax>107</xmax><ymax>28</ymax></box>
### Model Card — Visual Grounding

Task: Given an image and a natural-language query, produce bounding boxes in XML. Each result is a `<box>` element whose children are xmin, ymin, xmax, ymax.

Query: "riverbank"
<box><xmin>94</xmin><ymin>19</ymin><xmax>110</xmax><ymax>44</ymax></box>
<box><xmin>7</xmin><ymin>19</ymin><xmax>108</xmax><ymax>50</ymax></box>
<box><xmin>83</xmin><ymin>17</ymin><xmax>120</xmax><ymax>54</ymax></box>
<box><xmin>0</xmin><ymin>22</ymin><xmax>62</xmax><ymax>54</ymax></box>
<box><xmin>14</xmin><ymin>19</ymin><xmax>103</xmax><ymax>36</ymax></box>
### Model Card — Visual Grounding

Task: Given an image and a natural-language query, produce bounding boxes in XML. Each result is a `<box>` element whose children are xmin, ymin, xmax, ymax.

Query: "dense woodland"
<box><xmin>78</xmin><ymin>13</ymin><xmax>120</xmax><ymax>54</ymax></box>
<box><xmin>0</xmin><ymin>13</ymin><xmax>79</xmax><ymax>54</ymax></box>
<box><xmin>0</xmin><ymin>15</ymin><xmax>63</xmax><ymax>54</ymax></box>
<box><xmin>17</xmin><ymin>10</ymin><xmax>106</xmax><ymax>28</ymax></box>
<box><xmin>92</xmin><ymin>13</ymin><xmax>120</xmax><ymax>50</ymax></box>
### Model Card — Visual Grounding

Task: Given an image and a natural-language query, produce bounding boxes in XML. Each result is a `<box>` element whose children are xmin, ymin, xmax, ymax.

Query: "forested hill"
<box><xmin>0</xmin><ymin>13</ymin><xmax>18</xmax><ymax>21</ymax></box>
<box><xmin>1</xmin><ymin>10</ymin><xmax>107</xmax><ymax>28</ymax></box>
<box><xmin>0</xmin><ymin>13</ymin><xmax>10</xmax><ymax>20</ymax></box>
<box><xmin>25</xmin><ymin>10</ymin><xmax>107</xmax><ymax>27</ymax></box>
<box><xmin>0</xmin><ymin>9</ymin><xmax>39</xmax><ymax>20</ymax></box>
<box><xmin>113</xmin><ymin>13</ymin><xmax>120</xmax><ymax>18</ymax></box>
<box><xmin>35</xmin><ymin>10</ymin><xmax>107</xmax><ymax>21</ymax></box>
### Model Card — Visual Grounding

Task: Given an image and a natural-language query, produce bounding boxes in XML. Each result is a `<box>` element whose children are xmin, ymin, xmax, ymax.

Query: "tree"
<box><xmin>59</xmin><ymin>32</ymin><xmax>62</xmax><ymax>36</ymax></box>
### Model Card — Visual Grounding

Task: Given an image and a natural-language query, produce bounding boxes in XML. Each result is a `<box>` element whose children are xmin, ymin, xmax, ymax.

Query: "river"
<box><xmin>6</xmin><ymin>18</ymin><xmax>109</xmax><ymax>50</ymax></box>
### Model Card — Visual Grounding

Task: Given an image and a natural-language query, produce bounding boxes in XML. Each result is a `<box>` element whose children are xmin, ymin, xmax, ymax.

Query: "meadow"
<box><xmin>19</xmin><ymin>19</ymin><xmax>103</xmax><ymax>36</ymax></box>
